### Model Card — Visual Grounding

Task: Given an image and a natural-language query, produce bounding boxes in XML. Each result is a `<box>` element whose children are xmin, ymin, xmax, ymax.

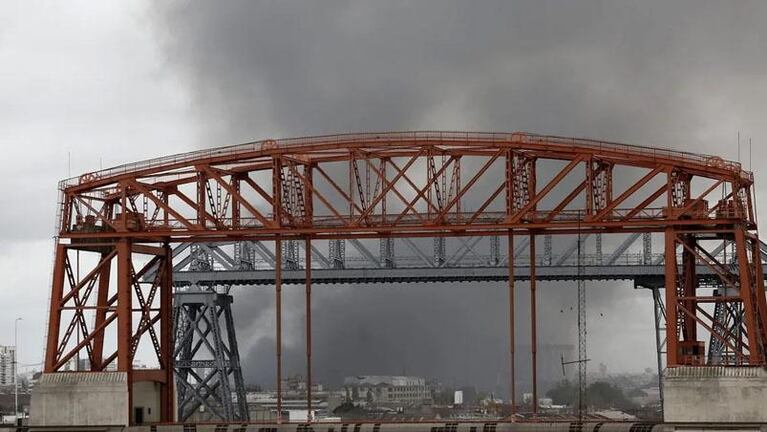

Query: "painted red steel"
<box><xmin>45</xmin><ymin>131</ymin><xmax>767</xmax><ymax>423</ymax></box>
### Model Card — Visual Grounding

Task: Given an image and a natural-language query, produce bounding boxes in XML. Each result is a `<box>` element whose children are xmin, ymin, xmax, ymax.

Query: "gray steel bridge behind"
<box><xmin>171</xmin><ymin>233</ymin><xmax>767</xmax><ymax>287</ymax></box>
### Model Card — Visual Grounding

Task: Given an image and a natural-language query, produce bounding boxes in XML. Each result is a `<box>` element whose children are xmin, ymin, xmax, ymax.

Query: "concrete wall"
<box><xmin>664</xmin><ymin>366</ymin><xmax>767</xmax><ymax>423</ymax></box>
<box><xmin>29</xmin><ymin>371</ymin><xmax>129</xmax><ymax>426</ymax></box>
<box><xmin>132</xmin><ymin>381</ymin><xmax>161</xmax><ymax>424</ymax></box>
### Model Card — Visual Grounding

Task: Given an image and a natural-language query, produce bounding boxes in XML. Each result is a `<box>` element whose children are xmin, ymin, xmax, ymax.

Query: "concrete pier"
<box><xmin>664</xmin><ymin>366</ymin><xmax>767</xmax><ymax>423</ymax></box>
<box><xmin>29</xmin><ymin>372</ymin><xmax>129</xmax><ymax>427</ymax></box>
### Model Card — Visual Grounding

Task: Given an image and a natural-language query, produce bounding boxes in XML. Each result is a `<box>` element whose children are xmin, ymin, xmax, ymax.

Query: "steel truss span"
<box><xmin>169</xmin><ymin>236</ymin><xmax>767</xmax><ymax>286</ymax></box>
<box><xmin>46</xmin><ymin>131</ymin><xmax>767</xmax><ymax>424</ymax></box>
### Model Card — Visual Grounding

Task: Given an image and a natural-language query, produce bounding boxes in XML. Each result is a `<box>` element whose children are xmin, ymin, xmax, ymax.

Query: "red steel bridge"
<box><xmin>44</xmin><ymin>131</ymin><xmax>767</xmax><ymax>424</ymax></box>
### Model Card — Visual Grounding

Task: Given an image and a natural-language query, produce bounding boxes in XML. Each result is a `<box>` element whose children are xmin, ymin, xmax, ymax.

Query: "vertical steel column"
<box><xmin>595</xmin><ymin>234</ymin><xmax>602</xmax><ymax>265</ymax></box>
<box><xmin>305</xmin><ymin>162</ymin><xmax>314</xmax><ymax>422</ymax></box>
<box><xmin>116</xmin><ymin>239</ymin><xmax>132</xmax><ymax>371</ymax></box>
<box><xmin>173</xmin><ymin>302</ymin><xmax>191</xmax><ymax>419</ymax></box>
<box><xmin>232</xmin><ymin>175</ymin><xmax>241</xmax><ymax>229</ymax></box>
<box><xmin>225</xmin><ymin>296</ymin><xmax>249</xmax><ymax>420</ymax></box>
<box><xmin>160</xmin><ymin>243</ymin><xmax>174</xmax><ymax>421</ymax></box>
<box><xmin>349</xmin><ymin>153</ymin><xmax>355</xmax><ymax>223</ymax></box>
<box><xmin>586</xmin><ymin>157</ymin><xmax>595</xmax><ymax>218</ymax></box>
<box><xmin>735</xmin><ymin>228</ymin><xmax>760</xmax><ymax>364</ymax></box>
<box><xmin>381</xmin><ymin>238</ymin><xmax>395</xmax><ymax>268</ymax></box>
<box><xmin>508</xmin><ymin>230</ymin><xmax>515</xmax><ymax>414</ymax></box>
<box><xmin>275</xmin><ymin>238</ymin><xmax>283</xmax><ymax>423</ymax></box>
<box><xmin>664</xmin><ymin>228</ymin><xmax>678</xmax><ymax>366</ymax></box>
<box><xmin>305</xmin><ymin>237</ymin><xmax>313</xmax><ymax>422</ymax></box>
<box><xmin>329</xmin><ymin>239</ymin><xmax>345</xmax><ymax>269</ymax></box>
<box><xmin>434</xmin><ymin>237</ymin><xmax>446</xmax><ymax>266</ymax></box>
<box><xmin>750</xmin><ymin>235</ymin><xmax>767</xmax><ymax>357</ymax></box>
<box><xmin>643</xmin><ymin>233</ymin><xmax>653</xmax><ymax>264</ymax></box>
<box><xmin>681</xmin><ymin>236</ymin><xmax>698</xmax><ymax>346</ymax></box>
<box><xmin>92</xmin><ymin>251</ymin><xmax>112</xmax><ymax>370</ymax></box>
<box><xmin>197</xmin><ymin>171</ymin><xmax>207</xmax><ymax>227</ymax></box>
<box><xmin>209</xmin><ymin>298</ymin><xmax>234</xmax><ymax>420</ymax></box>
<box><xmin>543</xmin><ymin>234</ymin><xmax>552</xmax><ymax>266</ymax></box>
<box><xmin>273</xmin><ymin>155</ymin><xmax>284</xmax><ymax>423</ymax></box>
<box><xmin>651</xmin><ymin>287</ymin><xmax>665</xmax><ymax>412</ymax></box>
<box><xmin>530</xmin><ymin>233</ymin><xmax>537</xmax><ymax>414</ymax></box>
<box><xmin>505</xmin><ymin>148</ymin><xmax>516</xmax><ymax>414</ymax></box>
<box><xmin>44</xmin><ymin>244</ymin><xmax>67</xmax><ymax>372</ymax></box>
<box><xmin>576</xmin><ymin>226</ymin><xmax>587</xmax><ymax>419</ymax></box>
<box><xmin>381</xmin><ymin>158</ymin><xmax>388</xmax><ymax>223</ymax></box>
<box><xmin>162</xmin><ymin>191</ymin><xmax>169</xmax><ymax>226</ymax></box>
<box><xmin>116</xmin><ymin>239</ymin><xmax>133</xmax><ymax>423</ymax></box>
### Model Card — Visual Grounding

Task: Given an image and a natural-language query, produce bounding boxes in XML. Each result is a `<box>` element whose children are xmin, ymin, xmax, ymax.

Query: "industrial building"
<box><xmin>343</xmin><ymin>376</ymin><xmax>432</xmax><ymax>405</ymax></box>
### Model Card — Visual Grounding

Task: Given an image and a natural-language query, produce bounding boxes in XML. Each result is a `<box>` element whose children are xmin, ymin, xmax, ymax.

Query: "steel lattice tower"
<box><xmin>173</xmin><ymin>289</ymin><xmax>248</xmax><ymax>422</ymax></box>
<box><xmin>577</xmin><ymin>228</ymin><xmax>587</xmax><ymax>419</ymax></box>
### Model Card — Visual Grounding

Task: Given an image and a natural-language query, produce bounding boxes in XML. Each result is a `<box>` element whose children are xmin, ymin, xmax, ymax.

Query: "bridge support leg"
<box><xmin>306</xmin><ymin>237</ymin><xmax>313</xmax><ymax>422</ymax></box>
<box><xmin>662</xmin><ymin>224</ymin><xmax>767</xmax><ymax>421</ymax></box>
<box><xmin>734</xmin><ymin>227</ymin><xmax>767</xmax><ymax>364</ymax></box>
<box><xmin>276</xmin><ymin>238</ymin><xmax>283</xmax><ymax>423</ymax></box>
<box><xmin>530</xmin><ymin>233</ymin><xmax>537</xmax><ymax>414</ymax></box>
<box><xmin>664</xmin><ymin>228</ymin><xmax>680</xmax><ymax>366</ymax></box>
<box><xmin>664</xmin><ymin>227</ymin><xmax>767</xmax><ymax>367</ymax></box>
<box><xmin>651</xmin><ymin>287</ymin><xmax>666</xmax><ymax>415</ymax></box>
<box><xmin>508</xmin><ymin>230</ymin><xmax>515</xmax><ymax>414</ymax></box>
<box><xmin>35</xmin><ymin>241</ymin><xmax>174</xmax><ymax>427</ymax></box>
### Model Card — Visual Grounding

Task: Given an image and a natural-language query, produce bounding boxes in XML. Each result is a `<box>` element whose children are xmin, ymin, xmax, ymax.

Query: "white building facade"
<box><xmin>0</xmin><ymin>346</ymin><xmax>16</xmax><ymax>386</ymax></box>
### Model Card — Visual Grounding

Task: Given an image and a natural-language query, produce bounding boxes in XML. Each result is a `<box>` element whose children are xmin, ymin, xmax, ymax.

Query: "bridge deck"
<box><xmin>173</xmin><ymin>264</ymin><xmax>741</xmax><ymax>286</ymax></box>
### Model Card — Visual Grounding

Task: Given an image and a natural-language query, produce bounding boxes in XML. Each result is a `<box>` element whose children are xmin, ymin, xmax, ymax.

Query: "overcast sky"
<box><xmin>2</xmin><ymin>1</ymin><xmax>767</xmax><ymax>391</ymax></box>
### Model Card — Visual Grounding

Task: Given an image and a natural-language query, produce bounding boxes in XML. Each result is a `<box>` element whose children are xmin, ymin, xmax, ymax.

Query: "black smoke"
<box><xmin>149</xmin><ymin>0</ymin><xmax>767</xmax><ymax>394</ymax></box>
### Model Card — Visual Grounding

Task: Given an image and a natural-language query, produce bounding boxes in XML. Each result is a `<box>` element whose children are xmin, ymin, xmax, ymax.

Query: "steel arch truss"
<box><xmin>57</xmin><ymin>132</ymin><xmax>757</xmax><ymax>240</ymax></box>
<box><xmin>45</xmin><ymin>131</ymin><xmax>767</xmax><ymax>423</ymax></box>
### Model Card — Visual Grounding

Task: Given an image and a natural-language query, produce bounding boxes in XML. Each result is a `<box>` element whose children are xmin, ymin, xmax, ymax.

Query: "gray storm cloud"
<box><xmin>149</xmin><ymin>0</ymin><xmax>767</xmax><ymax>394</ymax></box>
<box><xmin>150</xmin><ymin>0</ymin><xmax>767</xmax><ymax>148</ymax></box>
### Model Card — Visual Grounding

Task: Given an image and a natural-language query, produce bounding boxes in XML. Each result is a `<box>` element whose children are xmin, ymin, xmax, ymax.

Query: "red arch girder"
<box><xmin>60</xmin><ymin>132</ymin><xmax>754</xmax><ymax>241</ymax></box>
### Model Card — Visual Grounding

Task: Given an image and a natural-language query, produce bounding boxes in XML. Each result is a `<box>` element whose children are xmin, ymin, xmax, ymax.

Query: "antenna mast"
<box><xmin>577</xmin><ymin>215</ymin><xmax>587</xmax><ymax>420</ymax></box>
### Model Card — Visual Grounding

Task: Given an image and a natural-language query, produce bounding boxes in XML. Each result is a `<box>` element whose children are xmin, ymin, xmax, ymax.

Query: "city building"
<box><xmin>282</xmin><ymin>374</ymin><xmax>324</xmax><ymax>393</ymax></box>
<box><xmin>343</xmin><ymin>375</ymin><xmax>432</xmax><ymax>406</ymax></box>
<box><xmin>0</xmin><ymin>346</ymin><xmax>16</xmax><ymax>386</ymax></box>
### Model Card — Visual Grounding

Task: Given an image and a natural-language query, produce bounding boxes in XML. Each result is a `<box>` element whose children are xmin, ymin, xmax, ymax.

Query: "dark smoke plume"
<box><xmin>150</xmin><ymin>0</ymin><xmax>767</xmax><ymax>393</ymax></box>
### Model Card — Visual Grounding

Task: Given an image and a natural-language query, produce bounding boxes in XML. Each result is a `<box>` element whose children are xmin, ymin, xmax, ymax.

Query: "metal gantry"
<box><xmin>43</xmin><ymin>131</ymin><xmax>767</xmax><ymax>425</ymax></box>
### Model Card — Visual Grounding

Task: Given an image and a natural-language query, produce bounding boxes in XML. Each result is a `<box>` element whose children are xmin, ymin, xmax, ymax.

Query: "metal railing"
<box><xmin>58</xmin><ymin>131</ymin><xmax>751</xmax><ymax>190</ymax></box>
